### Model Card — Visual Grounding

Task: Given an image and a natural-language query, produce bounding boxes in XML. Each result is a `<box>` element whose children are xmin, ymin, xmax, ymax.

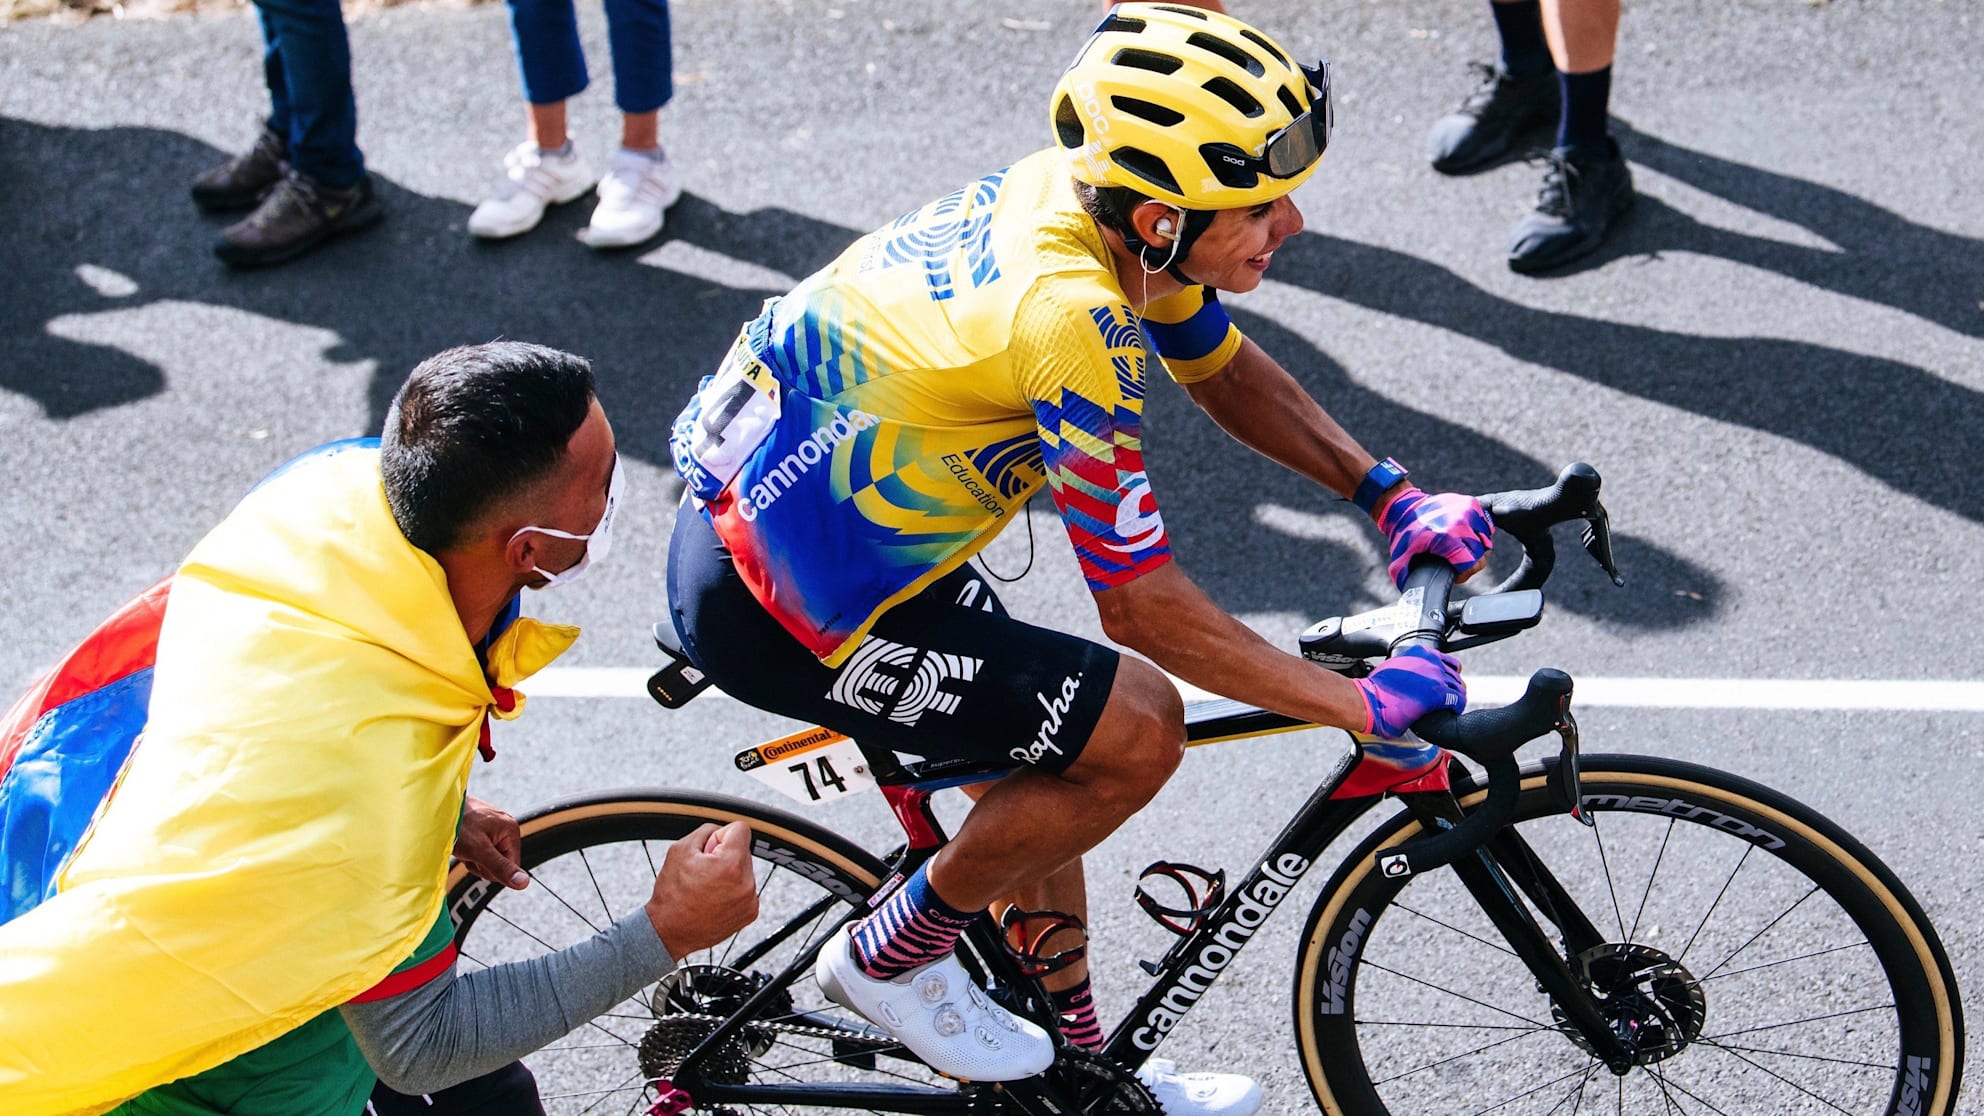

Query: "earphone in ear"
<box><xmin>1155</xmin><ymin>218</ymin><xmax>1175</xmax><ymax>235</ymax></box>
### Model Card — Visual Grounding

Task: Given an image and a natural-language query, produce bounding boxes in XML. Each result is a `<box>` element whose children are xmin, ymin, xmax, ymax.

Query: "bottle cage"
<box><xmin>1134</xmin><ymin>861</ymin><xmax>1227</xmax><ymax>938</ymax></box>
<box><xmin>998</xmin><ymin>907</ymin><xmax>1089</xmax><ymax>979</ymax></box>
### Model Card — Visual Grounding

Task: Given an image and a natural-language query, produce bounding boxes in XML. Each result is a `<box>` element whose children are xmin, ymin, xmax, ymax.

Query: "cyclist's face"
<box><xmin>1189</xmin><ymin>195</ymin><xmax>1305</xmax><ymax>293</ymax></box>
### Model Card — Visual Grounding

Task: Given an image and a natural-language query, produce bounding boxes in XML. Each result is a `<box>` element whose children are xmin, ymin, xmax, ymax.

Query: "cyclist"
<box><xmin>666</xmin><ymin>7</ymin><xmax>1490</xmax><ymax>1110</ymax></box>
<box><xmin>0</xmin><ymin>343</ymin><xmax>758</xmax><ymax>1116</ymax></box>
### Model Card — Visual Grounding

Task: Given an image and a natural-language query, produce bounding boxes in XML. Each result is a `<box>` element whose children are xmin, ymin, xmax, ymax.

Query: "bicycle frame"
<box><xmin>668</xmin><ymin>698</ymin><xmax>1628</xmax><ymax>1111</ymax></box>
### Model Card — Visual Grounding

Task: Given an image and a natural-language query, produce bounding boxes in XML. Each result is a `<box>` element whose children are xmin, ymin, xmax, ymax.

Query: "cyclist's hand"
<box><xmin>1353</xmin><ymin>646</ymin><xmax>1466</xmax><ymax>738</ymax></box>
<box><xmin>1375</xmin><ymin>487</ymin><xmax>1494</xmax><ymax>590</ymax></box>
<box><xmin>456</xmin><ymin>796</ymin><xmax>528</xmax><ymax>890</ymax></box>
<box><xmin>645</xmin><ymin>820</ymin><xmax>760</xmax><ymax>960</ymax></box>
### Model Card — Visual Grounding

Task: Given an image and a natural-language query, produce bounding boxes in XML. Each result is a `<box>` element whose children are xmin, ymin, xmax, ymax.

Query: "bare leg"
<box><xmin>926</xmin><ymin>658</ymin><xmax>1183</xmax><ymax>922</ymax></box>
<box><xmin>961</xmin><ymin>787</ymin><xmax>1093</xmax><ymax>995</ymax></box>
<box><xmin>527</xmin><ymin>101</ymin><xmax>568</xmax><ymax>150</ymax></box>
<box><xmin>1539</xmin><ymin>0</ymin><xmax>1619</xmax><ymax>73</ymax></box>
<box><xmin>621</xmin><ymin>109</ymin><xmax>660</xmax><ymax>151</ymax></box>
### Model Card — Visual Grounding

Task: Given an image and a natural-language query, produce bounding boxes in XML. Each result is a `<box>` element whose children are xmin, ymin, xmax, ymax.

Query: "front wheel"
<box><xmin>1293</xmin><ymin>755</ymin><xmax>1964</xmax><ymax>1115</ymax></box>
<box><xmin>444</xmin><ymin>789</ymin><xmax>966</xmax><ymax>1116</ymax></box>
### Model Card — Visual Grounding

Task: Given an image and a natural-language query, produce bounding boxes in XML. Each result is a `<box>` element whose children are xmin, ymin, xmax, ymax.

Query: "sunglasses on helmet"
<box><xmin>1201</xmin><ymin>62</ymin><xmax>1334</xmax><ymax>191</ymax></box>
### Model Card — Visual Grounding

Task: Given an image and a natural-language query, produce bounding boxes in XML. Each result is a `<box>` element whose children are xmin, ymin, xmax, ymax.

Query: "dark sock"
<box><xmin>1556</xmin><ymin>66</ymin><xmax>1613</xmax><ymax>152</ymax></box>
<box><xmin>1051</xmin><ymin>980</ymin><xmax>1105</xmax><ymax>1051</ymax></box>
<box><xmin>851</xmin><ymin>863</ymin><xmax>979</xmax><ymax>980</ymax></box>
<box><xmin>1490</xmin><ymin>0</ymin><xmax>1552</xmax><ymax>79</ymax></box>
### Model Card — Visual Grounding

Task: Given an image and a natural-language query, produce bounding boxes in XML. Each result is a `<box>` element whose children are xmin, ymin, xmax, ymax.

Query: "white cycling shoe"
<box><xmin>1134</xmin><ymin>1058</ymin><xmax>1262</xmax><ymax>1116</ymax></box>
<box><xmin>815</xmin><ymin>925</ymin><xmax>1054</xmax><ymax>1082</ymax></box>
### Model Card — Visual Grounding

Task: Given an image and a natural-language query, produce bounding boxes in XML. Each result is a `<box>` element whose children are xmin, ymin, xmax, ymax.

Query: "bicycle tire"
<box><xmin>443</xmin><ymin>788</ymin><xmax>964</xmax><ymax>1116</ymax></box>
<box><xmin>1292</xmin><ymin>754</ymin><xmax>1964</xmax><ymax>1115</ymax></box>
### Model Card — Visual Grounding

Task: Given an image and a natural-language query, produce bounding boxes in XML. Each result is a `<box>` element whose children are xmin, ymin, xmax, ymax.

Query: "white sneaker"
<box><xmin>814</xmin><ymin>925</ymin><xmax>1054</xmax><ymax>1082</ymax></box>
<box><xmin>1134</xmin><ymin>1058</ymin><xmax>1262</xmax><ymax>1116</ymax></box>
<box><xmin>466</xmin><ymin>142</ymin><xmax>594</xmax><ymax>239</ymax></box>
<box><xmin>583</xmin><ymin>147</ymin><xmax>681</xmax><ymax>249</ymax></box>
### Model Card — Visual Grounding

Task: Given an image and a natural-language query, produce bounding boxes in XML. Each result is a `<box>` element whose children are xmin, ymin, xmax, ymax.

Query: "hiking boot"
<box><xmin>1134</xmin><ymin>1059</ymin><xmax>1263</xmax><ymax>1116</ymax></box>
<box><xmin>1426</xmin><ymin>63</ymin><xmax>1559</xmax><ymax>176</ymax></box>
<box><xmin>191</xmin><ymin>127</ymin><xmax>288</xmax><ymax>212</ymax></box>
<box><xmin>1507</xmin><ymin>140</ymin><xmax>1634</xmax><ymax>274</ymax></box>
<box><xmin>213</xmin><ymin>170</ymin><xmax>383</xmax><ymax>269</ymax></box>
<box><xmin>467</xmin><ymin>141</ymin><xmax>595</xmax><ymax>239</ymax></box>
<box><xmin>583</xmin><ymin>148</ymin><xmax>681</xmax><ymax>249</ymax></box>
<box><xmin>815</xmin><ymin>925</ymin><xmax>1054</xmax><ymax>1082</ymax></box>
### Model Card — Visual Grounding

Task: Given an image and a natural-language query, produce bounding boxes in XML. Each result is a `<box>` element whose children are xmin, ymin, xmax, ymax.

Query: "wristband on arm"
<box><xmin>1352</xmin><ymin>458</ymin><xmax>1409</xmax><ymax>515</ymax></box>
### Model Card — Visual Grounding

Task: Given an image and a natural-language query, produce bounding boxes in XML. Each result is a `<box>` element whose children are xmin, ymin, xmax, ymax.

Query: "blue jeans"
<box><xmin>507</xmin><ymin>0</ymin><xmax>671</xmax><ymax>116</ymax></box>
<box><xmin>257</xmin><ymin>0</ymin><xmax>364</xmax><ymax>188</ymax></box>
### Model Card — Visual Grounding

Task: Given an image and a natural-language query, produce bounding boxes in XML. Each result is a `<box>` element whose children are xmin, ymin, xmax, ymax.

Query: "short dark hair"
<box><xmin>381</xmin><ymin>342</ymin><xmax>597</xmax><ymax>554</ymax></box>
<box><xmin>1074</xmin><ymin>181</ymin><xmax>1154</xmax><ymax>242</ymax></box>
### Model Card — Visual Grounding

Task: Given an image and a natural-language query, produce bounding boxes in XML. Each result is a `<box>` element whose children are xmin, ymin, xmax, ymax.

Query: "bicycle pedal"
<box><xmin>1135</xmin><ymin>861</ymin><xmax>1226</xmax><ymax>938</ymax></box>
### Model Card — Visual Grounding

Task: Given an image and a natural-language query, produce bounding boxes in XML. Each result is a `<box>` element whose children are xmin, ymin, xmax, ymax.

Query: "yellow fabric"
<box><xmin>0</xmin><ymin>448</ymin><xmax>576</xmax><ymax>1116</ymax></box>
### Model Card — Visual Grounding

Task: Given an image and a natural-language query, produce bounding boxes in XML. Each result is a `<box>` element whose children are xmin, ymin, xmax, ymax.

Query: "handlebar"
<box><xmin>1354</xmin><ymin>463</ymin><xmax>1616</xmax><ymax>876</ymax></box>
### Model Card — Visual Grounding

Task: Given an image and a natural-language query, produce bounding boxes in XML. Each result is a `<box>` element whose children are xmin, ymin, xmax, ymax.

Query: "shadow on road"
<box><xmin>57</xmin><ymin>117</ymin><xmax>1984</xmax><ymax>628</ymax></box>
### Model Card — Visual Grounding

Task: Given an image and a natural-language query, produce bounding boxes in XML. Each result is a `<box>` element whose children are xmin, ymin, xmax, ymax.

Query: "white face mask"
<box><xmin>511</xmin><ymin>456</ymin><xmax>625</xmax><ymax>591</ymax></box>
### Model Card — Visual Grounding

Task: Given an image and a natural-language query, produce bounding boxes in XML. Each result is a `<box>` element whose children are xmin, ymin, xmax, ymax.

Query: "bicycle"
<box><xmin>445</xmin><ymin>464</ymin><xmax>1965</xmax><ymax>1115</ymax></box>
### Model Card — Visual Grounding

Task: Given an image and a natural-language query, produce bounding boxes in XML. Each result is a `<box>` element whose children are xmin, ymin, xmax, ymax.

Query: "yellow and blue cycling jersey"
<box><xmin>670</xmin><ymin>148</ymin><xmax>1246</xmax><ymax>666</ymax></box>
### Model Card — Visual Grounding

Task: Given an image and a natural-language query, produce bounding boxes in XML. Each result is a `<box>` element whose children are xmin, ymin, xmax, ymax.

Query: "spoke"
<box><xmin>529</xmin><ymin>869</ymin><xmax>608</xmax><ymax>935</ymax></box>
<box><xmin>1628</xmin><ymin>819</ymin><xmax>1676</xmax><ymax>942</ymax></box>
<box><xmin>578</xmin><ymin>847</ymin><xmax>615</xmax><ymax>926</ymax></box>
<box><xmin>1655</xmin><ymin>1063</ymin><xmax>1734</xmax><ymax>1116</ymax></box>
<box><xmin>1710</xmin><ymin>1041</ymin><xmax>1895</xmax><ymax>1071</ymax></box>
<box><xmin>574</xmin><ymin>1069</ymin><xmax>649</xmax><ymax>1116</ymax></box>
<box><xmin>1371</xmin><ymin>1024</ymin><xmax>1556</xmax><ymax>1085</ymax></box>
<box><xmin>1462</xmin><ymin>1064</ymin><xmax>1606</xmax><ymax>1116</ymax></box>
<box><xmin>1697</xmin><ymin>940</ymin><xmax>1872</xmax><ymax>985</ymax></box>
<box><xmin>479</xmin><ymin>903</ymin><xmax>568</xmax><ymax>956</ymax></box>
<box><xmin>1356</xmin><ymin>1018</ymin><xmax>1540</xmax><ymax>1031</ymax></box>
<box><xmin>1697</xmin><ymin>885</ymin><xmax>1821</xmax><ymax>981</ymax></box>
<box><xmin>1695</xmin><ymin>1036</ymin><xmax>1859</xmax><ymax>1115</ymax></box>
<box><xmin>541</xmin><ymin>1069</ymin><xmax>649</xmax><ymax>1102</ymax></box>
<box><xmin>1392</xmin><ymin>901</ymin><xmax>1519</xmax><ymax>957</ymax></box>
<box><xmin>1678</xmin><ymin>842</ymin><xmax>1752</xmax><ymax>964</ymax></box>
<box><xmin>1561</xmin><ymin>1058</ymin><xmax>1598</xmax><ymax>1116</ymax></box>
<box><xmin>721</xmin><ymin>862</ymin><xmax>787</xmax><ymax>969</ymax></box>
<box><xmin>1358</xmin><ymin>958</ymin><xmax>1552</xmax><ymax>1030</ymax></box>
<box><xmin>1589</xmin><ymin>815</ymin><xmax>1629</xmax><ymax>945</ymax></box>
<box><xmin>1702</xmin><ymin>1001</ymin><xmax>1897</xmax><ymax>1040</ymax></box>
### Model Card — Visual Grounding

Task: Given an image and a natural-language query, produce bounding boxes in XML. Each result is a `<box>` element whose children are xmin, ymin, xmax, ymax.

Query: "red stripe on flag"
<box><xmin>0</xmin><ymin>576</ymin><xmax>173</xmax><ymax>779</ymax></box>
<box><xmin>347</xmin><ymin>942</ymin><xmax>459</xmax><ymax>1003</ymax></box>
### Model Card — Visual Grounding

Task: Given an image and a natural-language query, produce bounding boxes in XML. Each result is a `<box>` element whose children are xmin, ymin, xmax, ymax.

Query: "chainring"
<box><xmin>1055</xmin><ymin>1049</ymin><xmax>1160</xmax><ymax>1115</ymax></box>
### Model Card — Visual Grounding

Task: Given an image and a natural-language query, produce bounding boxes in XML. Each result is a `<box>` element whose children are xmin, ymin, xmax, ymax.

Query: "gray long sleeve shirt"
<box><xmin>341</xmin><ymin>907</ymin><xmax>675</xmax><ymax>1095</ymax></box>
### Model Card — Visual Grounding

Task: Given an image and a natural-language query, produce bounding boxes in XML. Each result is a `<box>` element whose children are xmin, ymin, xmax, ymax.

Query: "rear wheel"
<box><xmin>444</xmin><ymin>789</ymin><xmax>963</xmax><ymax>1115</ymax></box>
<box><xmin>1294</xmin><ymin>755</ymin><xmax>1964</xmax><ymax>1114</ymax></box>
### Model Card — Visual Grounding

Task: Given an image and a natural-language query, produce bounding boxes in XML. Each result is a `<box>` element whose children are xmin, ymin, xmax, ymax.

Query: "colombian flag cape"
<box><xmin>0</xmin><ymin>446</ymin><xmax>576</xmax><ymax>1115</ymax></box>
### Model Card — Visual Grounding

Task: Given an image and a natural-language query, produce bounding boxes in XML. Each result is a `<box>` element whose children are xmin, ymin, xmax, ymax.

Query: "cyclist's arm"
<box><xmin>1180</xmin><ymin>337</ymin><xmax>1392</xmax><ymax>502</ymax></box>
<box><xmin>1094</xmin><ymin>560</ymin><xmax>1369</xmax><ymax>730</ymax></box>
<box><xmin>342</xmin><ymin>909</ymin><xmax>674</xmax><ymax>1095</ymax></box>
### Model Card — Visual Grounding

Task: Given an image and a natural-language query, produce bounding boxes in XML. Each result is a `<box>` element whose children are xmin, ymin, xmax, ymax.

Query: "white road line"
<box><xmin>530</xmin><ymin>668</ymin><xmax>1984</xmax><ymax>713</ymax></box>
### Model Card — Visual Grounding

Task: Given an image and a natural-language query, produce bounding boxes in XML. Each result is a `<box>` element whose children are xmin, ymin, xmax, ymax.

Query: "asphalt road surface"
<box><xmin>3</xmin><ymin>0</ymin><xmax>1980</xmax><ymax>1111</ymax></box>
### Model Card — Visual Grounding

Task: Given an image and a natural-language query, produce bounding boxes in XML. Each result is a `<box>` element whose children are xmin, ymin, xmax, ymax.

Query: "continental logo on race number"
<box><xmin>737</xmin><ymin>726</ymin><xmax>849</xmax><ymax>771</ymax></box>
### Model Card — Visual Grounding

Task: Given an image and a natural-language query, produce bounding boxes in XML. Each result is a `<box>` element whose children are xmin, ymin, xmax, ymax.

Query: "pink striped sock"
<box><xmin>1051</xmin><ymin>980</ymin><xmax>1104</xmax><ymax>1050</ymax></box>
<box><xmin>851</xmin><ymin>864</ymin><xmax>978</xmax><ymax>980</ymax></box>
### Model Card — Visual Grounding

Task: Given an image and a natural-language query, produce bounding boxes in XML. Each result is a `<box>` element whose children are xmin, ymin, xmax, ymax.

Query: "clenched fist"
<box><xmin>645</xmin><ymin>821</ymin><xmax>760</xmax><ymax>961</ymax></box>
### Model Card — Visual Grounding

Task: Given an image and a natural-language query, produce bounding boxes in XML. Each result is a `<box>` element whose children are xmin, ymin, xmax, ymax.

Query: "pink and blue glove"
<box><xmin>1353</xmin><ymin>646</ymin><xmax>1467</xmax><ymax>739</ymax></box>
<box><xmin>1375</xmin><ymin>486</ymin><xmax>1494</xmax><ymax>591</ymax></box>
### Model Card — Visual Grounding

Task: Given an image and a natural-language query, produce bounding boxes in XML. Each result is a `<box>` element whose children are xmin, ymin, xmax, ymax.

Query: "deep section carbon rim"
<box><xmin>1296</xmin><ymin>756</ymin><xmax>1961</xmax><ymax>1115</ymax></box>
<box><xmin>444</xmin><ymin>791</ymin><xmax>967</xmax><ymax>1116</ymax></box>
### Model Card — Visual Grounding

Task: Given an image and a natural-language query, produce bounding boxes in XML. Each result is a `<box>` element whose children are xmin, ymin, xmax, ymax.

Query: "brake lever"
<box><xmin>1582</xmin><ymin>499</ymin><xmax>1625</xmax><ymax>587</ymax></box>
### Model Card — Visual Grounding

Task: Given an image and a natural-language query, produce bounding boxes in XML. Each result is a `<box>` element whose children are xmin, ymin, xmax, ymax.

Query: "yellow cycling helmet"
<box><xmin>1051</xmin><ymin>3</ymin><xmax>1333</xmax><ymax>211</ymax></box>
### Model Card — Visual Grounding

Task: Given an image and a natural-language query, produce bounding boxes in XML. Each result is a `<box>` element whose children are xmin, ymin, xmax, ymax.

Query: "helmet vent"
<box><xmin>1201</xmin><ymin>76</ymin><xmax>1265</xmax><ymax>118</ymax></box>
<box><xmin>1276</xmin><ymin>84</ymin><xmax>1306</xmax><ymax>119</ymax></box>
<box><xmin>1110</xmin><ymin>47</ymin><xmax>1183</xmax><ymax>75</ymax></box>
<box><xmin>1111</xmin><ymin>95</ymin><xmax>1186</xmax><ymax>127</ymax></box>
<box><xmin>1150</xmin><ymin>4</ymin><xmax>1211</xmax><ymax>18</ymax></box>
<box><xmin>1096</xmin><ymin>12</ymin><xmax>1145</xmax><ymax>34</ymax></box>
<box><xmin>1054</xmin><ymin>95</ymin><xmax>1087</xmax><ymax>149</ymax></box>
<box><xmin>1185</xmin><ymin>31</ymin><xmax>1265</xmax><ymax>77</ymax></box>
<box><xmin>1240</xmin><ymin>30</ymin><xmax>1291</xmax><ymax>70</ymax></box>
<box><xmin>1115</xmin><ymin>147</ymin><xmax>1182</xmax><ymax>195</ymax></box>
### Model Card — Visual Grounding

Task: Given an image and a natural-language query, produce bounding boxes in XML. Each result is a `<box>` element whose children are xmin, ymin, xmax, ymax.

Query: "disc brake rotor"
<box><xmin>1552</xmin><ymin>942</ymin><xmax>1707</xmax><ymax>1066</ymax></box>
